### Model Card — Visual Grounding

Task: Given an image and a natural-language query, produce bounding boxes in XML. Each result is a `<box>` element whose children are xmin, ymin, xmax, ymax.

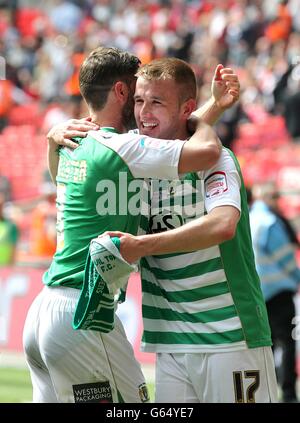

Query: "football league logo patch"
<box><xmin>205</xmin><ymin>171</ymin><xmax>228</xmax><ymax>198</ymax></box>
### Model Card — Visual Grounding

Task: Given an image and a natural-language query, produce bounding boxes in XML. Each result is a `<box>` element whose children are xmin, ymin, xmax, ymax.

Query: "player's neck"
<box><xmin>175</xmin><ymin>126</ymin><xmax>189</xmax><ymax>141</ymax></box>
<box><xmin>89</xmin><ymin>110</ymin><xmax>124</xmax><ymax>134</ymax></box>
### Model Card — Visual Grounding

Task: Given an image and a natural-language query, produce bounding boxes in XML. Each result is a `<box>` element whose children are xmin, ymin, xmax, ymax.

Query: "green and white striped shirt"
<box><xmin>140</xmin><ymin>148</ymin><xmax>272</xmax><ymax>353</ymax></box>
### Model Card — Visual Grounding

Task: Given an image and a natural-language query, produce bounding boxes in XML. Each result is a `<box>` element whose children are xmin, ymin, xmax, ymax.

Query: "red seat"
<box><xmin>0</xmin><ymin>125</ymin><xmax>47</xmax><ymax>200</ymax></box>
<box><xmin>8</xmin><ymin>103</ymin><xmax>44</xmax><ymax>126</ymax></box>
<box><xmin>15</xmin><ymin>8</ymin><xmax>49</xmax><ymax>37</ymax></box>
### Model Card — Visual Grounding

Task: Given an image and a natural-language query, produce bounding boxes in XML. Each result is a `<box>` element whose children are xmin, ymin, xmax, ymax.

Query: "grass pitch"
<box><xmin>0</xmin><ymin>367</ymin><xmax>154</xmax><ymax>403</ymax></box>
<box><xmin>0</xmin><ymin>367</ymin><xmax>32</xmax><ymax>403</ymax></box>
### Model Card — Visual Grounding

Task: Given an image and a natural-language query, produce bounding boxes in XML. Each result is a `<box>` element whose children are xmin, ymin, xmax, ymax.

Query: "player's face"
<box><xmin>134</xmin><ymin>77</ymin><xmax>187</xmax><ymax>140</ymax></box>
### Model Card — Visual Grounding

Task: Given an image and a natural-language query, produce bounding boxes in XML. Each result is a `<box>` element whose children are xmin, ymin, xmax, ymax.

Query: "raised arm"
<box><xmin>188</xmin><ymin>64</ymin><xmax>240</xmax><ymax>129</ymax></box>
<box><xmin>178</xmin><ymin>65</ymin><xmax>240</xmax><ymax>173</ymax></box>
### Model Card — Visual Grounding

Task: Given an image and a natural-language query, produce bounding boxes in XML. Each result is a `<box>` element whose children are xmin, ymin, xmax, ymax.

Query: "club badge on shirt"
<box><xmin>205</xmin><ymin>171</ymin><xmax>228</xmax><ymax>199</ymax></box>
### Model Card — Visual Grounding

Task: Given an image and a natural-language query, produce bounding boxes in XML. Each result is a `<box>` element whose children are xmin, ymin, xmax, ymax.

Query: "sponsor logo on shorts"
<box><xmin>138</xmin><ymin>383</ymin><xmax>150</xmax><ymax>403</ymax></box>
<box><xmin>205</xmin><ymin>171</ymin><xmax>228</xmax><ymax>198</ymax></box>
<box><xmin>72</xmin><ymin>381</ymin><xmax>113</xmax><ymax>403</ymax></box>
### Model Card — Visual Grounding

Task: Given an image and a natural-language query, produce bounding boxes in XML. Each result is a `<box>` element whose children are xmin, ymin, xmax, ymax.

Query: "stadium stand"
<box><xmin>0</xmin><ymin>1</ymin><xmax>299</xmax><ymax>401</ymax></box>
<box><xmin>0</xmin><ymin>0</ymin><xmax>299</xmax><ymax>260</ymax></box>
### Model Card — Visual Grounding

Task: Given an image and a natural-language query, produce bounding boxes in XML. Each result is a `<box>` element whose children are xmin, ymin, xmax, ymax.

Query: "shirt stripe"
<box><xmin>142</xmin><ymin>266</ymin><xmax>228</xmax><ymax>292</ymax></box>
<box><xmin>142</xmin><ymin>303</ymin><xmax>238</xmax><ymax>323</ymax></box>
<box><xmin>142</xmin><ymin>328</ymin><xmax>245</xmax><ymax>345</ymax></box>
<box><xmin>142</xmin><ymin>256</ymin><xmax>224</xmax><ymax>280</ymax></box>
<box><xmin>142</xmin><ymin>279</ymin><xmax>230</xmax><ymax>303</ymax></box>
<box><xmin>142</xmin><ymin>291</ymin><xmax>235</xmax><ymax>314</ymax></box>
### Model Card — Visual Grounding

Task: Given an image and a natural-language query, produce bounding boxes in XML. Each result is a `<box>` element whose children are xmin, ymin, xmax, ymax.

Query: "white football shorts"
<box><xmin>23</xmin><ymin>286</ymin><xmax>149</xmax><ymax>403</ymax></box>
<box><xmin>155</xmin><ymin>347</ymin><xmax>278</xmax><ymax>403</ymax></box>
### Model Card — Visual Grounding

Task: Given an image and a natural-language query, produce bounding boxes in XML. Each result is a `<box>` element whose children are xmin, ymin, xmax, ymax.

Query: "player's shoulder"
<box><xmin>205</xmin><ymin>147</ymin><xmax>237</xmax><ymax>173</ymax></box>
<box><xmin>195</xmin><ymin>148</ymin><xmax>237</xmax><ymax>179</ymax></box>
<box><xmin>212</xmin><ymin>147</ymin><xmax>238</xmax><ymax>172</ymax></box>
<box><xmin>220</xmin><ymin>147</ymin><xmax>237</xmax><ymax>161</ymax></box>
<box><xmin>86</xmin><ymin>129</ymin><xmax>141</xmax><ymax>151</ymax></box>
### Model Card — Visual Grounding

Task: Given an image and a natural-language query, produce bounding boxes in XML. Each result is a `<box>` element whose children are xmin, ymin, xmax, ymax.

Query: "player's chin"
<box><xmin>140</xmin><ymin>126</ymin><xmax>160</xmax><ymax>138</ymax></box>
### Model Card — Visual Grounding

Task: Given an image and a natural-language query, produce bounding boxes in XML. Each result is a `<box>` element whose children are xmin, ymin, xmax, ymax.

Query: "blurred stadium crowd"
<box><xmin>0</xmin><ymin>0</ymin><xmax>300</xmax><ymax>265</ymax></box>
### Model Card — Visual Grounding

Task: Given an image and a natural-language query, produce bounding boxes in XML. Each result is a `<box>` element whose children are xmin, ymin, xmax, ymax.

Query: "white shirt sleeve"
<box><xmin>202</xmin><ymin>149</ymin><xmax>241</xmax><ymax>213</ymax></box>
<box><xmin>89</xmin><ymin>130</ymin><xmax>185</xmax><ymax>180</ymax></box>
<box><xmin>117</xmin><ymin>133</ymin><xmax>185</xmax><ymax>180</ymax></box>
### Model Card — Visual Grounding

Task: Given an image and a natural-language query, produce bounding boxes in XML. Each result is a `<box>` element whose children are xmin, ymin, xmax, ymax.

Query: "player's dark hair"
<box><xmin>79</xmin><ymin>47</ymin><xmax>141</xmax><ymax>110</ymax></box>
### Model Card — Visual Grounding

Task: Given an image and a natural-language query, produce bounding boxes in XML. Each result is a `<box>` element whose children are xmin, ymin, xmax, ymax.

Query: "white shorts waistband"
<box><xmin>42</xmin><ymin>285</ymin><xmax>81</xmax><ymax>301</ymax></box>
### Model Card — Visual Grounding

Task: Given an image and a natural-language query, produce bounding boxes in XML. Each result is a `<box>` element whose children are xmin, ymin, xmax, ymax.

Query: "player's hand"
<box><xmin>99</xmin><ymin>231</ymin><xmax>142</xmax><ymax>264</ymax></box>
<box><xmin>211</xmin><ymin>64</ymin><xmax>240</xmax><ymax>110</ymax></box>
<box><xmin>47</xmin><ymin>117</ymin><xmax>99</xmax><ymax>149</ymax></box>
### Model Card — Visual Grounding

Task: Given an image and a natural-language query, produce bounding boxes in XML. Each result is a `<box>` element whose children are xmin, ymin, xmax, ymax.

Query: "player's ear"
<box><xmin>114</xmin><ymin>81</ymin><xmax>129</xmax><ymax>105</ymax></box>
<box><xmin>181</xmin><ymin>98</ymin><xmax>197</xmax><ymax>119</ymax></box>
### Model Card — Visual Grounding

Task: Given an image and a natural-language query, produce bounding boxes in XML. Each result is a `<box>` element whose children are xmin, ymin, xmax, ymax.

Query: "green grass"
<box><xmin>147</xmin><ymin>381</ymin><xmax>155</xmax><ymax>402</ymax></box>
<box><xmin>0</xmin><ymin>367</ymin><xmax>32</xmax><ymax>403</ymax></box>
<box><xmin>0</xmin><ymin>367</ymin><xmax>155</xmax><ymax>403</ymax></box>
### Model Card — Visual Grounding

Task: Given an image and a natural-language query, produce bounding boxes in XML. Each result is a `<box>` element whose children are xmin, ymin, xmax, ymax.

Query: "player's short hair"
<box><xmin>79</xmin><ymin>47</ymin><xmax>141</xmax><ymax>110</ymax></box>
<box><xmin>136</xmin><ymin>58</ymin><xmax>197</xmax><ymax>104</ymax></box>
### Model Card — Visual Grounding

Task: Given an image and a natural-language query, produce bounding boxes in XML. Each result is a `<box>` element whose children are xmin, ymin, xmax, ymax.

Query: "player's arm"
<box><xmin>180</xmin><ymin>65</ymin><xmax>240</xmax><ymax>172</ymax></box>
<box><xmin>46</xmin><ymin>119</ymin><xmax>220</xmax><ymax>177</ymax></box>
<box><xmin>47</xmin><ymin>138</ymin><xmax>60</xmax><ymax>185</ymax></box>
<box><xmin>188</xmin><ymin>64</ymin><xmax>240</xmax><ymax>130</ymax></box>
<box><xmin>178</xmin><ymin>121</ymin><xmax>222</xmax><ymax>173</ymax></box>
<box><xmin>101</xmin><ymin>206</ymin><xmax>240</xmax><ymax>264</ymax></box>
<box><xmin>47</xmin><ymin>118</ymin><xmax>99</xmax><ymax>184</ymax></box>
<box><xmin>104</xmin><ymin>150</ymin><xmax>242</xmax><ymax>262</ymax></box>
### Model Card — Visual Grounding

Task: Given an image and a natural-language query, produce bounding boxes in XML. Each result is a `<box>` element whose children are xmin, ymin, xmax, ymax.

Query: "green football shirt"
<box><xmin>141</xmin><ymin>148</ymin><xmax>272</xmax><ymax>351</ymax></box>
<box><xmin>43</xmin><ymin>128</ymin><xmax>184</xmax><ymax>288</ymax></box>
